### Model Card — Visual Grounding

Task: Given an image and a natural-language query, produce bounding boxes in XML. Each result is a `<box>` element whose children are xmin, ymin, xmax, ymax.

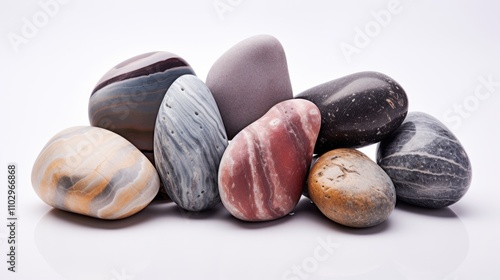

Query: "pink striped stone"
<box><xmin>218</xmin><ymin>99</ymin><xmax>321</xmax><ymax>221</ymax></box>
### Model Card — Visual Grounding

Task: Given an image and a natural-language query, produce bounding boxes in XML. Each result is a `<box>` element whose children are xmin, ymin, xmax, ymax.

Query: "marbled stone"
<box><xmin>31</xmin><ymin>126</ymin><xmax>160</xmax><ymax>219</ymax></box>
<box><xmin>218</xmin><ymin>99</ymin><xmax>321</xmax><ymax>221</ymax></box>
<box><xmin>377</xmin><ymin>112</ymin><xmax>472</xmax><ymax>208</ymax></box>
<box><xmin>154</xmin><ymin>75</ymin><xmax>228</xmax><ymax>211</ymax></box>
<box><xmin>89</xmin><ymin>51</ymin><xmax>195</xmax><ymax>161</ymax></box>
<box><xmin>206</xmin><ymin>34</ymin><xmax>293</xmax><ymax>139</ymax></box>
<box><xmin>296</xmin><ymin>71</ymin><xmax>408</xmax><ymax>154</ymax></box>
<box><xmin>308</xmin><ymin>148</ymin><xmax>396</xmax><ymax>228</ymax></box>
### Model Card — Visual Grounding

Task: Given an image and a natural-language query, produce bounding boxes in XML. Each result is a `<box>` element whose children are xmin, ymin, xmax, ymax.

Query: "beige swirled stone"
<box><xmin>31</xmin><ymin>126</ymin><xmax>160</xmax><ymax>219</ymax></box>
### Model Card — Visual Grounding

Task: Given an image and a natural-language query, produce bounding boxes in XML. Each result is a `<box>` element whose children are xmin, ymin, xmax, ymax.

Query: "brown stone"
<box><xmin>308</xmin><ymin>148</ymin><xmax>396</xmax><ymax>228</ymax></box>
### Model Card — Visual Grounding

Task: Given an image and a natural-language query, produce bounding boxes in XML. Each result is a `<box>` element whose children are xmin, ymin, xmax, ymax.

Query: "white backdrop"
<box><xmin>1</xmin><ymin>1</ymin><xmax>499</xmax><ymax>279</ymax></box>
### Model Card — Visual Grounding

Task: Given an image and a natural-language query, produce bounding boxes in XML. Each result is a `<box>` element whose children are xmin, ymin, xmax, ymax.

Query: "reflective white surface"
<box><xmin>1</xmin><ymin>1</ymin><xmax>499</xmax><ymax>279</ymax></box>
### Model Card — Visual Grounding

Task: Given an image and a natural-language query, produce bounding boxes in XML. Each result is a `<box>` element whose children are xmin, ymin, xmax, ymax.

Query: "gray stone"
<box><xmin>89</xmin><ymin>51</ymin><xmax>195</xmax><ymax>157</ymax></box>
<box><xmin>206</xmin><ymin>34</ymin><xmax>293</xmax><ymax>139</ymax></box>
<box><xmin>377</xmin><ymin>112</ymin><xmax>472</xmax><ymax>208</ymax></box>
<box><xmin>154</xmin><ymin>75</ymin><xmax>228</xmax><ymax>211</ymax></box>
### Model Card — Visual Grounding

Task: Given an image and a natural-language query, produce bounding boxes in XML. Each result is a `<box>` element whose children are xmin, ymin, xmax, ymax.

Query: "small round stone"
<box><xmin>31</xmin><ymin>126</ymin><xmax>160</xmax><ymax>219</ymax></box>
<box><xmin>88</xmin><ymin>51</ymin><xmax>195</xmax><ymax>161</ymax></box>
<box><xmin>308</xmin><ymin>148</ymin><xmax>396</xmax><ymax>228</ymax></box>
<box><xmin>218</xmin><ymin>99</ymin><xmax>321</xmax><ymax>222</ymax></box>
<box><xmin>206</xmin><ymin>34</ymin><xmax>293</xmax><ymax>139</ymax></box>
<box><xmin>154</xmin><ymin>75</ymin><xmax>228</xmax><ymax>212</ymax></box>
<box><xmin>377</xmin><ymin>112</ymin><xmax>472</xmax><ymax>208</ymax></box>
<box><xmin>295</xmin><ymin>71</ymin><xmax>408</xmax><ymax>154</ymax></box>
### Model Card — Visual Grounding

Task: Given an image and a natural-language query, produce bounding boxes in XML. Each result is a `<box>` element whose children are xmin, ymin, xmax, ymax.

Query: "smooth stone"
<box><xmin>89</xmin><ymin>51</ymin><xmax>195</xmax><ymax>158</ymax></box>
<box><xmin>295</xmin><ymin>71</ymin><xmax>408</xmax><ymax>154</ymax></box>
<box><xmin>31</xmin><ymin>126</ymin><xmax>160</xmax><ymax>219</ymax></box>
<box><xmin>154</xmin><ymin>75</ymin><xmax>228</xmax><ymax>211</ymax></box>
<box><xmin>377</xmin><ymin>112</ymin><xmax>472</xmax><ymax>208</ymax></box>
<box><xmin>302</xmin><ymin>154</ymin><xmax>319</xmax><ymax>198</ymax></box>
<box><xmin>206</xmin><ymin>34</ymin><xmax>293</xmax><ymax>139</ymax></box>
<box><xmin>218</xmin><ymin>99</ymin><xmax>321</xmax><ymax>221</ymax></box>
<box><xmin>308</xmin><ymin>148</ymin><xmax>396</xmax><ymax>228</ymax></box>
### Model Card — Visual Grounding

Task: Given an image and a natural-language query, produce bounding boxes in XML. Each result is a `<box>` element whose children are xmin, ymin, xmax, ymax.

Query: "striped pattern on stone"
<box><xmin>218</xmin><ymin>99</ymin><xmax>321</xmax><ymax>221</ymax></box>
<box><xmin>31</xmin><ymin>126</ymin><xmax>160</xmax><ymax>219</ymax></box>
<box><xmin>89</xmin><ymin>51</ymin><xmax>195</xmax><ymax>159</ymax></box>
<box><xmin>154</xmin><ymin>75</ymin><xmax>228</xmax><ymax>211</ymax></box>
<box><xmin>377</xmin><ymin>112</ymin><xmax>472</xmax><ymax>208</ymax></box>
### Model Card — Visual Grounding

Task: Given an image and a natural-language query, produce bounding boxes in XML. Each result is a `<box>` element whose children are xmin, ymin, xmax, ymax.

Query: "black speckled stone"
<box><xmin>295</xmin><ymin>71</ymin><xmax>408</xmax><ymax>154</ymax></box>
<box><xmin>376</xmin><ymin>112</ymin><xmax>472</xmax><ymax>208</ymax></box>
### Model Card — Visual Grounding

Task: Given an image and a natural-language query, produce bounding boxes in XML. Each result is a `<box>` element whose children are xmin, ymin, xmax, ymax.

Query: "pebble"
<box><xmin>31</xmin><ymin>126</ymin><xmax>160</xmax><ymax>219</ymax></box>
<box><xmin>154</xmin><ymin>75</ymin><xmax>228</xmax><ymax>211</ymax></box>
<box><xmin>377</xmin><ymin>112</ymin><xmax>472</xmax><ymax>208</ymax></box>
<box><xmin>308</xmin><ymin>148</ymin><xmax>396</xmax><ymax>228</ymax></box>
<box><xmin>296</xmin><ymin>71</ymin><xmax>408</xmax><ymax>154</ymax></box>
<box><xmin>206</xmin><ymin>34</ymin><xmax>293</xmax><ymax>139</ymax></box>
<box><xmin>88</xmin><ymin>51</ymin><xmax>195</xmax><ymax>163</ymax></box>
<box><xmin>218</xmin><ymin>99</ymin><xmax>321</xmax><ymax>221</ymax></box>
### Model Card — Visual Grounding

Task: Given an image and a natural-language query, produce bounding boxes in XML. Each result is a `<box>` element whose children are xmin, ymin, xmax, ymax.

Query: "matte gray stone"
<box><xmin>154</xmin><ymin>75</ymin><xmax>228</xmax><ymax>211</ymax></box>
<box><xmin>206</xmin><ymin>34</ymin><xmax>293</xmax><ymax>139</ymax></box>
<box><xmin>376</xmin><ymin>112</ymin><xmax>472</xmax><ymax>208</ymax></box>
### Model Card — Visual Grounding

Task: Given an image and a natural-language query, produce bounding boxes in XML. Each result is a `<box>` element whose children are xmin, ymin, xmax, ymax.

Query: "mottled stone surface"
<box><xmin>296</xmin><ymin>71</ymin><xmax>408</xmax><ymax>154</ymax></box>
<box><xmin>377</xmin><ymin>112</ymin><xmax>472</xmax><ymax>208</ymax></box>
<box><xmin>206</xmin><ymin>34</ymin><xmax>293</xmax><ymax>139</ymax></box>
<box><xmin>308</xmin><ymin>148</ymin><xmax>396</xmax><ymax>228</ymax></box>
<box><xmin>31</xmin><ymin>126</ymin><xmax>160</xmax><ymax>219</ymax></box>
<box><xmin>218</xmin><ymin>99</ymin><xmax>321</xmax><ymax>221</ymax></box>
<box><xmin>89</xmin><ymin>51</ymin><xmax>195</xmax><ymax>160</ymax></box>
<box><xmin>154</xmin><ymin>75</ymin><xmax>228</xmax><ymax>211</ymax></box>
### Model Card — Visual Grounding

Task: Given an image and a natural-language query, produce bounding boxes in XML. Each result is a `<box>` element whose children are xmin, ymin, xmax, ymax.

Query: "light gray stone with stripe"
<box><xmin>154</xmin><ymin>75</ymin><xmax>228</xmax><ymax>211</ymax></box>
<box><xmin>377</xmin><ymin>112</ymin><xmax>472</xmax><ymax>208</ymax></box>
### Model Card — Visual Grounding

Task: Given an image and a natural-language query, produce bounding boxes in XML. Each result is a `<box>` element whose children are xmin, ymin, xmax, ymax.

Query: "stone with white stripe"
<box><xmin>377</xmin><ymin>112</ymin><xmax>472</xmax><ymax>208</ymax></box>
<box><xmin>218</xmin><ymin>99</ymin><xmax>321</xmax><ymax>221</ymax></box>
<box><xmin>154</xmin><ymin>75</ymin><xmax>228</xmax><ymax>211</ymax></box>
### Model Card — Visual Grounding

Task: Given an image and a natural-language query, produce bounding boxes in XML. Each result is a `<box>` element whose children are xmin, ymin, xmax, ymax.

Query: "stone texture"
<box><xmin>31</xmin><ymin>126</ymin><xmax>160</xmax><ymax>219</ymax></box>
<box><xmin>218</xmin><ymin>99</ymin><xmax>321</xmax><ymax>221</ymax></box>
<box><xmin>296</xmin><ymin>71</ymin><xmax>408</xmax><ymax>154</ymax></box>
<box><xmin>302</xmin><ymin>154</ymin><xmax>319</xmax><ymax>198</ymax></box>
<box><xmin>377</xmin><ymin>112</ymin><xmax>472</xmax><ymax>208</ymax></box>
<box><xmin>206</xmin><ymin>34</ymin><xmax>293</xmax><ymax>139</ymax></box>
<box><xmin>308</xmin><ymin>148</ymin><xmax>396</xmax><ymax>228</ymax></box>
<box><xmin>89</xmin><ymin>51</ymin><xmax>195</xmax><ymax>160</ymax></box>
<box><xmin>154</xmin><ymin>75</ymin><xmax>228</xmax><ymax>211</ymax></box>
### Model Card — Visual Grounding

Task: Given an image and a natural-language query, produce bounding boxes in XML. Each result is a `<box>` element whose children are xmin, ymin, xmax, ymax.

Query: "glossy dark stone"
<box><xmin>377</xmin><ymin>112</ymin><xmax>472</xmax><ymax>208</ymax></box>
<box><xmin>296</xmin><ymin>71</ymin><xmax>408</xmax><ymax>154</ymax></box>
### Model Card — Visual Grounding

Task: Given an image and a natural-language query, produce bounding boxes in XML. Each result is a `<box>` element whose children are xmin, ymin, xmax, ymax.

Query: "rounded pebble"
<box><xmin>377</xmin><ymin>112</ymin><xmax>472</xmax><ymax>208</ymax></box>
<box><xmin>206</xmin><ymin>34</ymin><xmax>293</xmax><ymax>139</ymax></box>
<box><xmin>31</xmin><ymin>126</ymin><xmax>160</xmax><ymax>219</ymax></box>
<box><xmin>308</xmin><ymin>148</ymin><xmax>396</xmax><ymax>228</ymax></box>
<box><xmin>88</xmin><ymin>51</ymin><xmax>195</xmax><ymax>161</ymax></box>
<box><xmin>296</xmin><ymin>71</ymin><xmax>408</xmax><ymax>154</ymax></box>
<box><xmin>154</xmin><ymin>75</ymin><xmax>228</xmax><ymax>211</ymax></box>
<box><xmin>218</xmin><ymin>99</ymin><xmax>321</xmax><ymax>221</ymax></box>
